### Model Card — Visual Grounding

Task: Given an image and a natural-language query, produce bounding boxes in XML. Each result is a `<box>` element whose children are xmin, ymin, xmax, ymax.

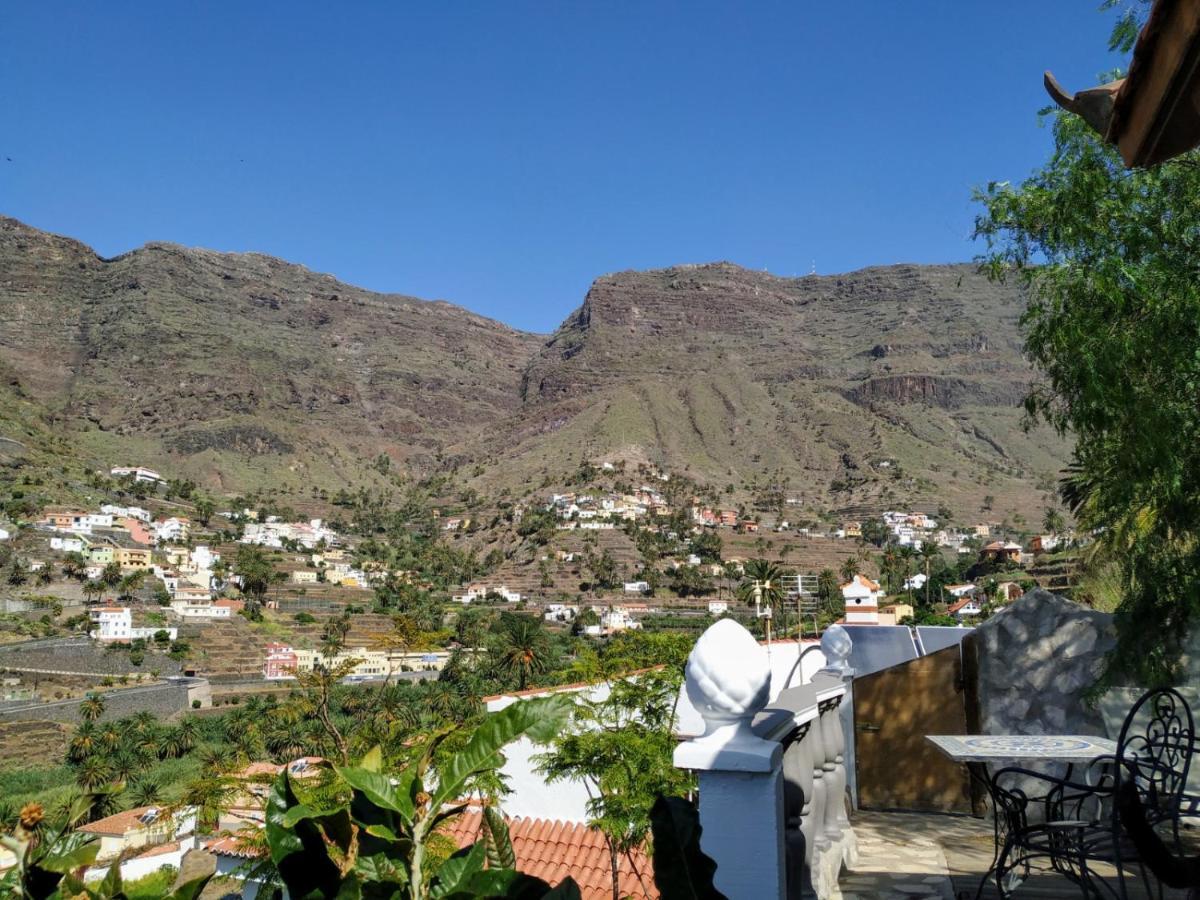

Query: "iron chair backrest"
<box><xmin>1114</xmin><ymin>687</ymin><xmax>1195</xmax><ymax>832</ymax></box>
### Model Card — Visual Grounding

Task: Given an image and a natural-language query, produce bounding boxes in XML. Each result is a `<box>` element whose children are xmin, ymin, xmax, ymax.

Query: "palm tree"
<box><xmin>176</xmin><ymin>718</ymin><xmax>199</xmax><ymax>754</ymax></box>
<box><xmin>197</xmin><ymin>745</ymin><xmax>235</xmax><ymax>775</ymax></box>
<box><xmin>493</xmin><ymin>614</ymin><xmax>551</xmax><ymax>690</ymax></box>
<box><xmin>109</xmin><ymin>748</ymin><xmax>141</xmax><ymax>782</ymax></box>
<box><xmin>78</xmin><ymin>693</ymin><xmax>105</xmax><ymax>723</ymax></box>
<box><xmin>736</xmin><ymin>559</ymin><xmax>788</xmax><ymax>610</ymax></box>
<box><xmin>918</xmin><ymin>542</ymin><xmax>940</xmax><ymax>608</ymax></box>
<box><xmin>178</xmin><ymin>773</ymin><xmax>236</xmax><ymax>833</ymax></box>
<box><xmin>61</xmin><ymin>553</ymin><xmax>87</xmax><ymax>582</ymax></box>
<box><xmin>97</xmin><ymin>723</ymin><xmax>121</xmax><ymax>753</ymax></box>
<box><xmin>130</xmin><ymin>710</ymin><xmax>158</xmax><ymax>735</ymax></box>
<box><xmin>128</xmin><ymin>775</ymin><xmax>162</xmax><ymax>807</ymax></box>
<box><xmin>117</xmin><ymin>570</ymin><xmax>147</xmax><ymax>602</ymax></box>
<box><xmin>897</xmin><ymin>545</ymin><xmax>917</xmax><ymax>591</ymax></box>
<box><xmin>74</xmin><ymin>756</ymin><xmax>114</xmax><ymax>792</ymax></box>
<box><xmin>68</xmin><ymin>722</ymin><xmax>98</xmax><ymax>763</ymax></box>
<box><xmin>839</xmin><ymin>556</ymin><xmax>858</xmax><ymax>584</ymax></box>
<box><xmin>158</xmin><ymin>726</ymin><xmax>186</xmax><ymax>760</ymax></box>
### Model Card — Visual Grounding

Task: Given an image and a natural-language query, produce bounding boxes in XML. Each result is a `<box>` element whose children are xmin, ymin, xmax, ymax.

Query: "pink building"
<box><xmin>263</xmin><ymin>643</ymin><xmax>298</xmax><ymax>680</ymax></box>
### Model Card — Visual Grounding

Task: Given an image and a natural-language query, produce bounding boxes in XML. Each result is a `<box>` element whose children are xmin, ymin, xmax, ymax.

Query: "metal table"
<box><xmin>927</xmin><ymin>734</ymin><xmax>1118</xmax><ymax>898</ymax></box>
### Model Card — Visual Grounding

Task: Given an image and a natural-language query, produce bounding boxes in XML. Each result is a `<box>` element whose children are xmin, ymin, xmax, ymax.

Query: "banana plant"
<box><xmin>0</xmin><ymin>796</ymin><xmax>100</xmax><ymax>899</ymax></box>
<box><xmin>265</xmin><ymin>693</ymin><xmax>582</xmax><ymax>899</ymax></box>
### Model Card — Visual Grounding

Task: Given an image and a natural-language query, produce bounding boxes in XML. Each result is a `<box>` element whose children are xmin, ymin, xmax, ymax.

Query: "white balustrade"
<box><xmin>674</xmin><ymin>619</ymin><xmax>857</xmax><ymax>900</ymax></box>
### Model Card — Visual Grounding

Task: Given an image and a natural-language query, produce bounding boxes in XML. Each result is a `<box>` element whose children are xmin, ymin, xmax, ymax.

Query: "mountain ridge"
<box><xmin>0</xmin><ymin>216</ymin><xmax>1068</xmax><ymax>521</ymax></box>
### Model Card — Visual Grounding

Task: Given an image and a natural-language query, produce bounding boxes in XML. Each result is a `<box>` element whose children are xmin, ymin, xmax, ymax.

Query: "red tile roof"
<box><xmin>445</xmin><ymin>813</ymin><xmax>658</xmax><ymax>900</ymax></box>
<box><xmin>206</xmin><ymin>834</ymin><xmax>260</xmax><ymax>859</ymax></box>
<box><xmin>78</xmin><ymin>806</ymin><xmax>163</xmax><ymax>835</ymax></box>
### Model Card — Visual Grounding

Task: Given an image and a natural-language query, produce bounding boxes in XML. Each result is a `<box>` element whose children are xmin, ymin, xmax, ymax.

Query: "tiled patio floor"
<box><xmin>845</xmin><ymin>810</ymin><xmax>1178</xmax><ymax>900</ymax></box>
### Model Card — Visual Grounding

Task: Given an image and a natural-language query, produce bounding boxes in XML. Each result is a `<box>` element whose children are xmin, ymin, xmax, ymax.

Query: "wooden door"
<box><xmin>853</xmin><ymin>643</ymin><xmax>974</xmax><ymax>813</ymax></box>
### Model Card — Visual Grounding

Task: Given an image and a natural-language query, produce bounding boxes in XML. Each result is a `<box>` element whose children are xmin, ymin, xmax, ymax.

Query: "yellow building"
<box><xmin>878</xmin><ymin>603</ymin><xmax>914</xmax><ymax>626</ymax></box>
<box><xmin>115</xmin><ymin>547</ymin><xmax>152</xmax><ymax>571</ymax></box>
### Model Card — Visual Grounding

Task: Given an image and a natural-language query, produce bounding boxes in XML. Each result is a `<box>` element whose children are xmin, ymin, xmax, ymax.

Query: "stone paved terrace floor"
<box><xmin>844</xmin><ymin>811</ymin><xmax>1184</xmax><ymax>900</ymax></box>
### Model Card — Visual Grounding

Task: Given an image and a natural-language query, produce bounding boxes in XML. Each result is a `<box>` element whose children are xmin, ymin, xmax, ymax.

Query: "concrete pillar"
<box><xmin>674</xmin><ymin>619</ymin><xmax>787</xmax><ymax>900</ymax></box>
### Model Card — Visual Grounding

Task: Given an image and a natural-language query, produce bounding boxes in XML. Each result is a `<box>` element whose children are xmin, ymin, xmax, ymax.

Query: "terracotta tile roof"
<box><xmin>130</xmin><ymin>840</ymin><xmax>182</xmax><ymax>860</ymax></box>
<box><xmin>78</xmin><ymin>806</ymin><xmax>164</xmax><ymax>835</ymax></box>
<box><xmin>840</xmin><ymin>574</ymin><xmax>881</xmax><ymax>592</ymax></box>
<box><xmin>444</xmin><ymin>813</ymin><xmax>658</xmax><ymax>899</ymax></box>
<box><xmin>947</xmin><ymin>597</ymin><xmax>977</xmax><ymax>615</ymax></box>
<box><xmin>235</xmin><ymin>762</ymin><xmax>283</xmax><ymax>779</ymax></box>
<box><xmin>206</xmin><ymin>834</ymin><xmax>261</xmax><ymax>859</ymax></box>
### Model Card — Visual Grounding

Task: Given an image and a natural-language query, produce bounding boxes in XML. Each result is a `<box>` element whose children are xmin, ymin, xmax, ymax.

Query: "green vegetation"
<box><xmin>975</xmin><ymin>46</ymin><xmax>1200</xmax><ymax>683</ymax></box>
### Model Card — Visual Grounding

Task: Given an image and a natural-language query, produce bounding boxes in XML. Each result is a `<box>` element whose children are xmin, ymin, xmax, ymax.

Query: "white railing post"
<box><xmin>674</xmin><ymin>619</ymin><xmax>786</xmax><ymax>900</ymax></box>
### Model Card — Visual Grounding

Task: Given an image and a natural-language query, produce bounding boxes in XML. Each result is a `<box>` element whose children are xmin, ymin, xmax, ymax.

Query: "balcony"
<box><xmin>671</xmin><ymin>590</ymin><xmax>1196</xmax><ymax>900</ymax></box>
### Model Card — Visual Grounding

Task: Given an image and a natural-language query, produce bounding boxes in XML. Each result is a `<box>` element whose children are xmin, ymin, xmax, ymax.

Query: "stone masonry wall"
<box><xmin>974</xmin><ymin>589</ymin><xmax>1116</xmax><ymax>737</ymax></box>
<box><xmin>0</xmin><ymin>680</ymin><xmax>197</xmax><ymax>725</ymax></box>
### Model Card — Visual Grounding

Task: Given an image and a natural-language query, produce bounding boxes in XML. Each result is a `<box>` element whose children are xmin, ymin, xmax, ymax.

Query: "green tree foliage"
<box><xmin>491</xmin><ymin>613</ymin><xmax>553</xmax><ymax>690</ymax></box>
<box><xmin>233</xmin><ymin>544</ymin><xmax>275</xmax><ymax>612</ymax></box>
<box><xmin>263</xmin><ymin>696</ymin><xmax>577</xmax><ymax>899</ymax></box>
<box><xmin>537</xmin><ymin>670</ymin><xmax>693</xmax><ymax>900</ymax></box>
<box><xmin>975</xmin><ymin>101</ymin><xmax>1200</xmax><ymax>683</ymax></box>
<box><xmin>736</xmin><ymin>559</ymin><xmax>789</xmax><ymax>610</ymax></box>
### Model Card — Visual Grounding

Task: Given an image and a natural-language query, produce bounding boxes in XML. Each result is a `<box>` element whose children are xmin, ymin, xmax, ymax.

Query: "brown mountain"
<box><xmin>463</xmin><ymin>262</ymin><xmax>1068</xmax><ymax>521</ymax></box>
<box><xmin>0</xmin><ymin>217</ymin><xmax>539</xmax><ymax>492</ymax></box>
<box><xmin>0</xmin><ymin>219</ymin><xmax>1068</xmax><ymax>520</ymax></box>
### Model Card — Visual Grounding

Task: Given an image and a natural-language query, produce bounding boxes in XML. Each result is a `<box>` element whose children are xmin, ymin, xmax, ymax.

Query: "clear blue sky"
<box><xmin>2</xmin><ymin>3</ymin><xmax>1123</xmax><ymax>333</ymax></box>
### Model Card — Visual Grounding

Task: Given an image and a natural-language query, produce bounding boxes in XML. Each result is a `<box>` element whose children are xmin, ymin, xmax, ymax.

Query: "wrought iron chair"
<box><xmin>990</xmin><ymin>687</ymin><xmax>1195</xmax><ymax>900</ymax></box>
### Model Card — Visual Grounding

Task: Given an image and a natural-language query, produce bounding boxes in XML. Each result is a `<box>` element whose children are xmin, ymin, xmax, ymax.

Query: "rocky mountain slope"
<box><xmin>0</xmin><ymin>217</ymin><xmax>539</xmax><ymax>492</ymax></box>
<box><xmin>0</xmin><ymin>218</ymin><xmax>1068</xmax><ymax>520</ymax></box>
<box><xmin>464</xmin><ymin>262</ymin><xmax>1067</xmax><ymax>520</ymax></box>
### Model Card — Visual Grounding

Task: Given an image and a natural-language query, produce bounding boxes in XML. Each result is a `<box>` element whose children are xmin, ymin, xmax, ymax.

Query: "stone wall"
<box><xmin>974</xmin><ymin>589</ymin><xmax>1117</xmax><ymax>738</ymax></box>
<box><xmin>0</xmin><ymin>678</ymin><xmax>203</xmax><ymax>725</ymax></box>
<box><xmin>0</xmin><ymin>636</ymin><xmax>183</xmax><ymax>677</ymax></box>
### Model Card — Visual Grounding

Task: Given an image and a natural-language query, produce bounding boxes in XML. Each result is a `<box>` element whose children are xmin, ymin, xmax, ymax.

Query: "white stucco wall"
<box><xmin>485</xmin><ymin>683</ymin><xmax>611</xmax><ymax>823</ymax></box>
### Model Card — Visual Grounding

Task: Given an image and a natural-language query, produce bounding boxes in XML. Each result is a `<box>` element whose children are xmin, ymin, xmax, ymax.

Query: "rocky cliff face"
<box><xmin>0</xmin><ymin>217</ymin><xmax>540</xmax><ymax>489</ymax></box>
<box><xmin>0</xmin><ymin>219</ymin><xmax>1069</xmax><ymax>519</ymax></box>
<box><xmin>471</xmin><ymin>262</ymin><xmax>1067</xmax><ymax>520</ymax></box>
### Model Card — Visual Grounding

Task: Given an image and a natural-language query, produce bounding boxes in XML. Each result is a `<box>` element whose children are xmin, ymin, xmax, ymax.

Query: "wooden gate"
<box><xmin>853</xmin><ymin>642</ymin><xmax>975</xmax><ymax>813</ymax></box>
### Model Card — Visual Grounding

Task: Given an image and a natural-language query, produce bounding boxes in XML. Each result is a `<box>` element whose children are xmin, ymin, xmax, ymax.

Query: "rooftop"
<box><xmin>444</xmin><ymin>812</ymin><xmax>657</xmax><ymax>900</ymax></box>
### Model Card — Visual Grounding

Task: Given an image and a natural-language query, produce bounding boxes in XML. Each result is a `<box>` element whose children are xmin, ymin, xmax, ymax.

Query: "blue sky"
<box><xmin>2</xmin><ymin>3</ymin><xmax>1123</xmax><ymax>333</ymax></box>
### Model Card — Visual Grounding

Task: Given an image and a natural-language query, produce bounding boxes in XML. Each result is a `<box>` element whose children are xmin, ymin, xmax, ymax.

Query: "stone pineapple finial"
<box><xmin>676</xmin><ymin>618</ymin><xmax>779</xmax><ymax>772</ymax></box>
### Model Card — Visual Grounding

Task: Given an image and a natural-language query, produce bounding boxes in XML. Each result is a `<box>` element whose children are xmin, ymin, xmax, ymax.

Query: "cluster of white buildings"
<box><xmin>549</xmin><ymin>486</ymin><xmax>668</xmax><ymax>528</ymax></box>
<box><xmin>263</xmin><ymin>642</ymin><xmax>450</xmax><ymax>680</ymax></box>
<box><xmin>452</xmin><ymin>583</ymin><xmax>522</xmax><ymax>604</ymax></box>
<box><xmin>240</xmin><ymin>517</ymin><xmax>338</xmax><ymax>550</ymax></box>
<box><xmin>39</xmin><ymin>507</ymin><xmax>190</xmax><ymax>549</ymax></box>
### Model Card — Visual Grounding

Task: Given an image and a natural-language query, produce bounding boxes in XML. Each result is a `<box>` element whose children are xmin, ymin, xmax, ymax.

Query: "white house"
<box><xmin>110</xmin><ymin>466</ymin><xmax>165</xmax><ymax>485</ymax></box>
<box><xmin>949</xmin><ymin>596</ymin><xmax>984</xmax><ymax>618</ymax></box>
<box><xmin>101</xmin><ymin>504</ymin><xmax>150</xmax><ymax>522</ymax></box>
<box><xmin>0</xmin><ymin>527</ymin><xmax>9</xmax><ymax>542</ymax></box>
<box><xmin>169</xmin><ymin>597</ymin><xmax>237</xmax><ymax>619</ymax></box>
<box><xmin>707</xmin><ymin>600</ymin><xmax>729</xmax><ymax>615</ymax></box>
<box><xmin>945</xmin><ymin>583</ymin><xmax>977</xmax><ymax>599</ymax></box>
<box><xmin>89</xmin><ymin>607</ymin><xmax>177</xmax><ymax>642</ymax></box>
<box><xmin>623</xmin><ymin>581</ymin><xmax>650</xmax><ymax>594</ymax></box>
<box><xmin>903</xmin><ymin>573</ymin><xmax>928</xmax><ymax>591</ymax></box>
<box><xmin>452</xmin><ymin>584</ymin><xmax>522</xmax><ymax>604</ymax></box>
<box><xmin>83</xmin><ymin>513</ymin><xmax>114</xmax><ymax>530</ymax></box>
<box><xmin>543</xmin><ymin>603</ymin><xmax>578</xmax><ymax>623</ymax></box>
<box><xmin>50</xmin><ymin>535</ymin><xmax>87</xmax><ymax>553</ymax></box>
<box><xmin>79</xmin><ymin>805</ymin><xmax>196</xmax><ymax>864</ymax></box>
<box><xmin>841</xmin><ymin>574</ymin><xmax>884</xmax><ymax>625</ymax></box>
<box><xmin>154</xmin><ymin>517</ymin><xmax>190</xmax><ymax>544</ymax></box>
